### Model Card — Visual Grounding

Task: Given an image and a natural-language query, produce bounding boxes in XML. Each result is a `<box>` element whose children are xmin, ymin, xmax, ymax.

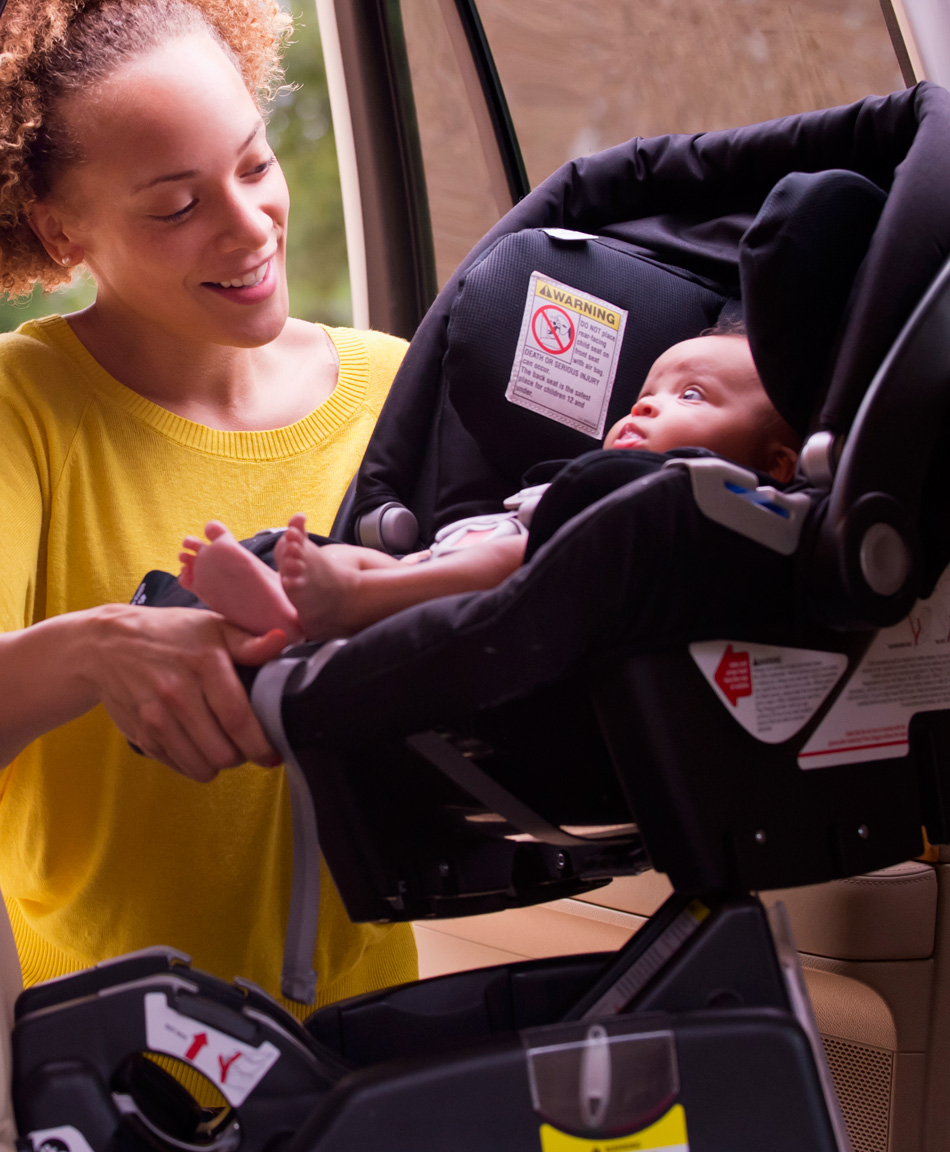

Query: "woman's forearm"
<box><xmin>0</xmin><ymin>608</ymin><xmax>104</xmax><ymax>767</ymax></box>
<box><xmin>0</xmin><ymin>603</ymin><xmax>285</xmax><ymax>776</ymax></box>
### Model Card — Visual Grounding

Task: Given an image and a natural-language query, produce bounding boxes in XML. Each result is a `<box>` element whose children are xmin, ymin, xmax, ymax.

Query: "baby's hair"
<box><xmin>701</xmin><ymin>314</ymin><xmax>748</xmax><ymax>338</ymax></box>
<box><xmin>0</xmin><ymin>0</ymin><xmax>292</xmax><ymax>299</ymax></box>
<box><xmin>699</xmin><ymin>315</ymin><xmax>802</xmax><ymax>454</ymax></box>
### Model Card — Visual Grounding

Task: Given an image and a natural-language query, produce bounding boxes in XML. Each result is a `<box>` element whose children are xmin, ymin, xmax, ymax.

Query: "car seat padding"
<box><xmin>444</xmin><ymin>230</ymin><xmax>731</xmax><ymax>481</ymax></box>
<box><xmin>740</xmin><ymin>169</ymin><xmax>886</xmax><ymax>439</ymax></box>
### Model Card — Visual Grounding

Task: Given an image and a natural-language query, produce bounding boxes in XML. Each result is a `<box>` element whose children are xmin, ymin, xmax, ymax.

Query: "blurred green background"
<box><xmin>0</xmin><ymin>6</ymin><xmax>351</xmax><ymax>332</ymax></box>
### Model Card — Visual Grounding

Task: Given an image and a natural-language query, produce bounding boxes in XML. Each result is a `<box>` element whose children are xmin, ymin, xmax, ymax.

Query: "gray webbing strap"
<box><xmin>406</xmin><ymin>731</ymin><xmax>594</xmax><ymax>847</ymax></box>
<box><xmin>250</xmin><ymin>644</ymin><xmax>344</xmax><ymax>1005</ymax></box>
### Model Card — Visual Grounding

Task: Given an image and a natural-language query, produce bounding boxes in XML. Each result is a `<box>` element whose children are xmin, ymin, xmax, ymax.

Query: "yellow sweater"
<box><xmin>0</xmin><ymin>315</ymin><xmax>416</xmax><ymax>1016</ymax></box>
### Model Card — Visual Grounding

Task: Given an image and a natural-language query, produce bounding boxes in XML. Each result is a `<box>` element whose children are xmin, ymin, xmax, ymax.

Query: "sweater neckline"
<box><xmin>31</xmin><ymin>314</ymin><xmax>368</xmax><ymax>461</ymax></box>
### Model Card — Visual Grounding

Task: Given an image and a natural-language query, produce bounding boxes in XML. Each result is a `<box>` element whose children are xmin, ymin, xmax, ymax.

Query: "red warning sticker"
<box><xmin>714</xmin><ymin>645</ymin><xmax>753</xmax><ymax>706</ymax></box>
<box><xmin>532</xmin><ymin>305</ymin><xmax>576</xmax><ymax>355</ymax></box>
<box><xmin>690</xmin><ymin>641</ymin><xmax>847</xmax><ymax>745</ymax></box>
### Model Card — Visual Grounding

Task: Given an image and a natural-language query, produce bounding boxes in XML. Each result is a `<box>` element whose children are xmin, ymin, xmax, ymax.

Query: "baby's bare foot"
<box><xmin>276</xmin><ymin>515</ymin><xmax>357</xmax><ymax>641</ymax></box>
<box><xmin>179</xmin><ymin>520</ymin><xmax>302</xmax><ymax>641</ymax></box>
<box><xmin>273</xmin><ymin>512</ymin><xmax>308</xmax><ymax>574</ymax></box>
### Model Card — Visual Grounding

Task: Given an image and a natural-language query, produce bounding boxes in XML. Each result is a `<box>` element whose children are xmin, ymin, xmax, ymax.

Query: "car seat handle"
<box><xmin>356</xmin><ymin>502</ymin><xmax>420</xmax><ymax>553</ymax></box>
<box><xmin>808</xmin><ymin>256</ymin><xmax>950</xmax><ymax>627</ymax></box>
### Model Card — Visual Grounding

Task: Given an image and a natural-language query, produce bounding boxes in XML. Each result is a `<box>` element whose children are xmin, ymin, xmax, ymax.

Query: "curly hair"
<box><xmin>0</xmin><ymin>0</ymin><xmax>292</xmax><ymax>299</ymax></box>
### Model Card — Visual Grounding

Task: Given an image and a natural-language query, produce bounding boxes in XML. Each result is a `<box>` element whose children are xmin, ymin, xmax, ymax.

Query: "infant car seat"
<box><xmin>13</xmin><ymin>83</ymin><xmax>950</xmax><ymax>1152</ymax></box>
<box><xmin>342</xmin><ymin>81</ymin><xmax>950</xmax><ymax>553</ymax></box>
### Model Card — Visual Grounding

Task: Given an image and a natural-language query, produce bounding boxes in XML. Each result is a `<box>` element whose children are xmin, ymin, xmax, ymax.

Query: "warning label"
<box><xmin>799</xmin><ymin>565</ymin><xmax>950</xmax><ymax>768</ymax></box>
<box><xmin>144</xmin><ymin>991</ymin><xmax>280</xmax><ymax>1107</ymax></box>
<box><xmin>506</xmin><ymin>272</ymin><xmax>627</xmax><ymax>439</ymax></box>
<box><xmin>690</xmin><ymin>641</ymin><xmax>848</xmax><ymax>745</ymax></box>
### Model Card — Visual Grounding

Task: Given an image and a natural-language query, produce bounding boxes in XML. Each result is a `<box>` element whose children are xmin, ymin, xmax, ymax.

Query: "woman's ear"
<box><xmin>767</xmin><ymin>444</ymin><xmax>798</xmax><ymax>485</ymax></box>
<box><xmin>29</xmin><ymin>202</ymin><xmax>84</xmax><ymax>269</ymax></box>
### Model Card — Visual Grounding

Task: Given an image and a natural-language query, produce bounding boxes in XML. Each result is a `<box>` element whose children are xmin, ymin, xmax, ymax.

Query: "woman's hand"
<box><xmin>83</xmin><ymin>604</ymin><xmax>287</xmax><ymax>781</ymax></box>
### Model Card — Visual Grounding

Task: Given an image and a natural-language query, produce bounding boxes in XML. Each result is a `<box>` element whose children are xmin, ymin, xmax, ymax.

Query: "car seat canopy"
<box><xmin>739</xmin><ymin>168</ymin><xmax>887</xmax><ymax>439</ymax></box>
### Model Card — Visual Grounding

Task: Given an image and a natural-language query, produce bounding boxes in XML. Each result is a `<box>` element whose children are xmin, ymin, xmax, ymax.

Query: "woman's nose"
<box><xmin>221</xmin><ymin>191</ymin><xmax>276</xmax><ymax>251</ymax></box>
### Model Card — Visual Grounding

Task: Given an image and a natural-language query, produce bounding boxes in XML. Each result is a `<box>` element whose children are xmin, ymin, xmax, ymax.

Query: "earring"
<box><xmin>61</xmin><ymin>256</ymin><xmax>71</xmax><ymax>266</ymax></box>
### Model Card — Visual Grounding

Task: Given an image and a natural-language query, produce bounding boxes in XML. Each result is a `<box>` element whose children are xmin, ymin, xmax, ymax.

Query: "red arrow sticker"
<box><xmin>714</xmin><ymin>645</ymin><xmax>752</xmax><ymax>707</ymax></box>
<box><xmin>145</xmin><ymin>992</ymin><xmax>281</xmax><ymax>1108</ymax></box>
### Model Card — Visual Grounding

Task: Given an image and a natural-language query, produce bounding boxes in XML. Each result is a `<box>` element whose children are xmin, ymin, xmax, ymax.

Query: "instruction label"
<box><xmin>690</xmin><ymin>641</ymin><xmax>847</xmax><ymax>744</ymax></box>
<box><xmin>539</xmin><ymin>1103</ymin><xmax>689</xmax><ymax>1150</ymax></box>
<box><xmin>506</xmin><ymin>271</ymin><xmax>627</xmax><ymax>439</ymax></box>
<box><xmin>799</xmin><ymin>565</ymin><xmax>950</xmax><ymax>768</ymax></box>
<box><xmin>144</xmin><ymin>991</ymin><xmax>280</xmax><ymax>1107</ymax></box>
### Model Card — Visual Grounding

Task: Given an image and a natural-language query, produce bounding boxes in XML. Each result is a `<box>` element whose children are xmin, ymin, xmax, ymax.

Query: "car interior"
<box><xmin>8</xmin><ymin>2</ymin><xmax>950</xmax><ymax>1151</ymax></box>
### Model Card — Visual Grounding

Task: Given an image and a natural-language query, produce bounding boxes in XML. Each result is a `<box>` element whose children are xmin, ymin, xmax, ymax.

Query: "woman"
<box><xmin>0</xmin><ymin>0</ymin><xmax>415</xmax><ymax>1015</ymax></box>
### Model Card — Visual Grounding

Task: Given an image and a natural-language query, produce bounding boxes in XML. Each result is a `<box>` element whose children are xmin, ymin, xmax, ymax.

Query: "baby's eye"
<box><xmin>682</xmin><ymin>386</ymin><xmax>703</xmax><ymax>401</ymax></box>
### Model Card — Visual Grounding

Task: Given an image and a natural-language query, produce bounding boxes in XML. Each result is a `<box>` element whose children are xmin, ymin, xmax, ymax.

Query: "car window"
<box><xmin>400</xmin><ymin>0</ymin><xmax>904</xmax><ymax>289</ymax></box>
<box><xmin>477</xmin><ymin>0</ymin><xmax>904</xmax><ymax>189</ymax></box>
<box><xmin>268</xmin><ymin>8</ymin><xmax>350</xmax><ymax>326</ymax></box>
<box><xmin>400</xmin><ymin>1</ymin><xmax>519</xmax><ymax>291</ymax></box>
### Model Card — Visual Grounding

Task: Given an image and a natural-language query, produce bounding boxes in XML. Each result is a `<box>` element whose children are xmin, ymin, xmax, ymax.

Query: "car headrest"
<box><xmin>739</xmin><ymin>169</ymin><xmax>886</xmax><ymax>439</ymax></box>
<box><xmin>444</xmin><ymin>229</ymin><xmax>732</xmax><ymax>482</ymax></box>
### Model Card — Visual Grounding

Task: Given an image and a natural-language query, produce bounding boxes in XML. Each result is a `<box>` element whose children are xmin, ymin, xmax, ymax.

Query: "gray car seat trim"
<box><xmin>664</xmin><ymin>457</ymin><xmax>812</xmax><ymax>556</ymax></box>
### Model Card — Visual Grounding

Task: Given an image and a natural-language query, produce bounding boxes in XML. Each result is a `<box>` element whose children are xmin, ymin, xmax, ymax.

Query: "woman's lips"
<box><xmin>202</xmin><ymin>257</ymin><xmax>277</xmax><ymax>305</ymax></box>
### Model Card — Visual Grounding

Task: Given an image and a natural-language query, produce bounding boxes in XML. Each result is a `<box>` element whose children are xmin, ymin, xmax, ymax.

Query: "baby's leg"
<box><xmin>180</xmin><ymin>521</ymin><xmax>302</xmax><ymax>642</ymax></box>
<box><xmin>275</xmin><ymin>516</ymin><xmax>359</xmax><ymax>641</ymax></box>
<box><xmin>277</xmin><ymin>513</ymin><xmax>526</xmax><ymax>641</ymax></box>
<box><xmin>274</xmin><ymin>517</ymin><xmax>404</xmax><ymax>574</ymax></box>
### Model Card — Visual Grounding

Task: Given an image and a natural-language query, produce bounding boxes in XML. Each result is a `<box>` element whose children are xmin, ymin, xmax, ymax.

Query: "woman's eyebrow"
<box><xmin>132</xmin><ymin>124</ymin><xmax>264</xmax><ymax>194</ymax></box>
<box><xmin>134</xmin><ymin>167</ymin><xmax>200</xmax><ymax>194</ymax></box>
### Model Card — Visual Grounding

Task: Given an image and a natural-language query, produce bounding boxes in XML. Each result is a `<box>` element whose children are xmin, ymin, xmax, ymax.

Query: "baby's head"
<box><xmin>603</xmin><ymin>333</ymin><xmax>800</xmax><ymax>483</ymax></box>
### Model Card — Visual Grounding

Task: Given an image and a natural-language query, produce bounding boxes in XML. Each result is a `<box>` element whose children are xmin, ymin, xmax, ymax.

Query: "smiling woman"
<box><xmin>0</xmin><ymin>11</ymin><xmax>348</xmax><ymax>334</ymax></box>
<box><xmin>25</xmin><ymin>32</ymin><xmax>334</xmax><ymax>427</ymax></box>
<box><xmin>0</xmin><ymin>0</ymin><xmax>414</xmax><ymax>1017</ymax></box>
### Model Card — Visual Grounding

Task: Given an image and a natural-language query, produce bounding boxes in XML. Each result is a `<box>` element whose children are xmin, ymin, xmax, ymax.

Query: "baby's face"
<box><xmin>603</xmin><ymin>335</ymin><xmax>782</xmax><ymax>470</ymax></box>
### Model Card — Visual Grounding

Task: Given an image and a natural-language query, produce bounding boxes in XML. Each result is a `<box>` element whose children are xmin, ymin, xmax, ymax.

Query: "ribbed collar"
<box><xmin>28</xmin><ymin>315</ymin><xmax>368</xmax><ymax>462</ymax></box>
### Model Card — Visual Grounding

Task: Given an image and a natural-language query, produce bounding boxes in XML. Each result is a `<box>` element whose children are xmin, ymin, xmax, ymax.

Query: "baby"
<box><xmin>179</xmin><ymin>334</ymin><xmax>800</xmax><ymax>644</ymax></box>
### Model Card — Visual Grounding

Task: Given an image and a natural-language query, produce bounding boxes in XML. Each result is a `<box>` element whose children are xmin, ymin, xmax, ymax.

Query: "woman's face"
<box><xmin>39</xmin><ymin>34</ymin><xmax>291</xmax><ymax>349</ymax></box>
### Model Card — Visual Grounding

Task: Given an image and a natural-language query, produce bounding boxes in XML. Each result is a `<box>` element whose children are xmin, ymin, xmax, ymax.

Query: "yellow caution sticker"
<box><xmin>534</xmin><ymin>279</ymin><xmax>624</xmax><ymax>331</ymax></box>
<box><xmin>539</xmin><ymin>1103</ymin><xmax>689</xmax><ymax>1151</ymax></box>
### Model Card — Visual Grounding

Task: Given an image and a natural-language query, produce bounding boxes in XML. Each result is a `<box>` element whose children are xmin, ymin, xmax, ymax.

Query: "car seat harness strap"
<box><xmin>427</xmin><ymin>483</ymin><xmax>550</xmax><ymax>558</ymax></box>
<box><xmin>250</xmin><ymin>644</ymin><xmax>347</xmax><ymax>1005</ymax></box>
<box><xmin>406</xmin><ymin>731</ymin><xmax>600</xmax><ymax>847</ymax></box>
